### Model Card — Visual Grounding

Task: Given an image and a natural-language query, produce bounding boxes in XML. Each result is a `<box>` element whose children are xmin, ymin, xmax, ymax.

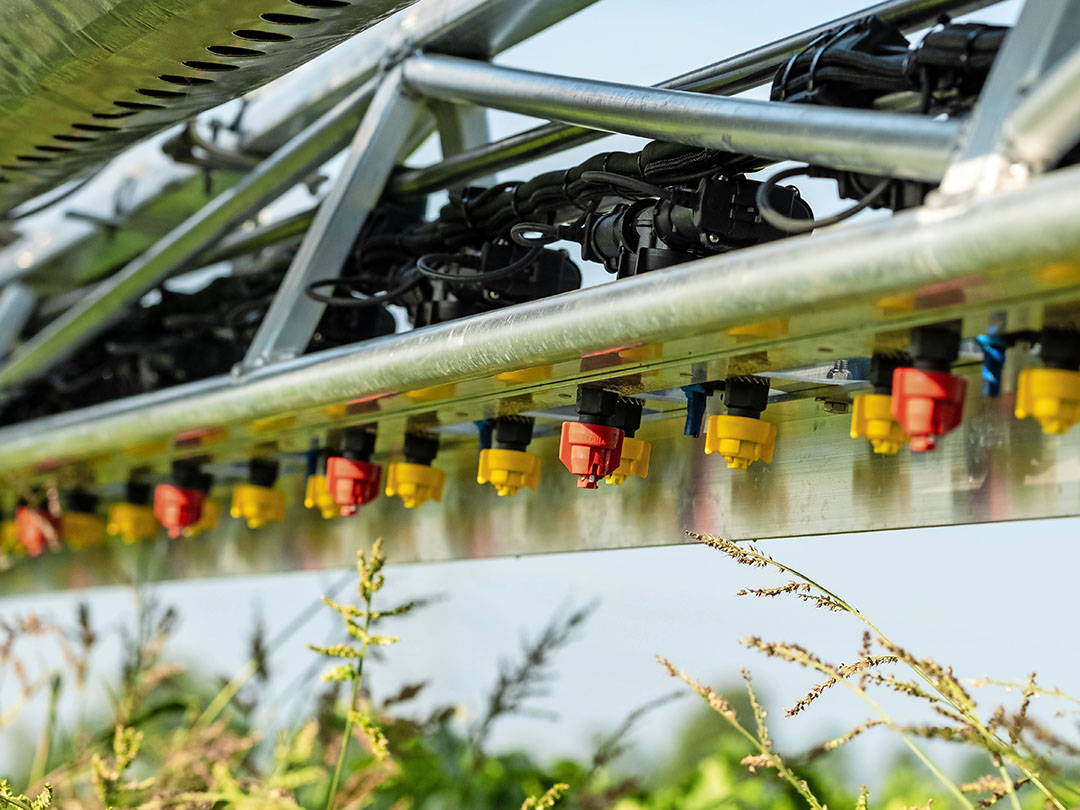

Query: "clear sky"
<box><xmin>5</xmin><ymin>0</ymin><xmax>1065</xmax><ymax>791</ymax></box>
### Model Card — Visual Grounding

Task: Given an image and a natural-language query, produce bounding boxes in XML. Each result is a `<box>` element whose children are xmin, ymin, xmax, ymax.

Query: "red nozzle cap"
<box><xmin>326</xmin><ymin>457</ymin><xmax>382</xmax><ymax>515</ymax></box>
<box><xmin>558</xmin><ymin>421</ymin><xmax>624</xmax><ymax>489</ymax></box>
<box><xmin>153</xmin><ymin>484</ymin><xmax>206</xmax><ymax>538</ymax></box>
<box><xmin>891</xmin><ymin>367</ymin><xmax>967</xmax><ymax>452</ymax></box>
<box><xmin>15</xmin><ymin>506</ymin><xmax>53</xmax><ymax>556</ymax></box>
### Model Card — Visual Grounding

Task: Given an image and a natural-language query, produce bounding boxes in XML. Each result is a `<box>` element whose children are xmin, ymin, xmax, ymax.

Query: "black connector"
<box><xmin>576</xmin><ymin>387</ymin><xmax>622</xmax><ymax>425</ymax></box>
<box><xmin>869</xmin><ymin>352</ymin><xmax>912</xmax><ymax>395</ymax></box>
<box><xmin>1039</xmin><ymin>330</ymin><xmax>1080</xmax><ymax>371</ymax></box>
<box><xmin>403</xmin><ymin>433</ymin><xmax>439</xmax><ymax>466</ymax></box>
<box><xmin>724</xmin><ymin>376</ymin><xmax>770</xmax><ymax>419</ymax></box>
<box><xmin>492</xmin><ymin>416</ymin><xmax>535</xmax><ymax>452</ymax></box>
<box><xmin>911</xmin><ymin>326</ymin><xmax>961</xmax><ymax>373</ymax></box>
<box><xmin>342</xmin><ymin>427</ymin><xmax>378</xmax><ymax>461</ymax></box>
<box><xmin>249</xmin><ymin>457</ymin><xmax>279</xmax><ymax>488</ymax></box>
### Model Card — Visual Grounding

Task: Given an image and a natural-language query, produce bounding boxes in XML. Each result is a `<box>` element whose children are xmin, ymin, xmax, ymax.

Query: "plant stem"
<box><xmin>29</xmin><ymin>674</ymin><xmax>61</xmax><ymax>785</ymax></box>
<box><xmin>324</xmin><ymin>596</ymin><xmax>374</xmax><ymax>810</ymax></box>
<box><xmin>193</xmin><ymin>660</ymin><xmax>259</xmax><ymax>732</ymax></box>
<box><xmin>996</xmin><ymin>762</ymin><xmax>1023</xmax><ymax>810</ymax></box>
<box><xmin>325</xmin><ymin>680</ymin><xmax>361</xmax><ymax>810</ymax></box>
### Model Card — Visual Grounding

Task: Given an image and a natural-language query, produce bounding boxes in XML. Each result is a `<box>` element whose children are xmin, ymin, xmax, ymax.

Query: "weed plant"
<box><xmin>0</xmin><ymin>531</ymin><xmax>1076</xmax><ymax>810</ymax></box>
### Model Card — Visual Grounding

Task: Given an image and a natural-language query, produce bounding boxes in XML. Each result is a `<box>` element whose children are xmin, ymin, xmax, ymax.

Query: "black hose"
<box><xmin>415</xmin><ymin>245</ymin><xmax>544</xmax><ymax>284</ymax></box>
<box><xmin>755</xmin><ymin>165</ymin><xmax>889</xmax><ymax>234</ymax></box>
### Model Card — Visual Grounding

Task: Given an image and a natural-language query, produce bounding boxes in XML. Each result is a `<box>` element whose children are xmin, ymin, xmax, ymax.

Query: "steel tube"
<box><xmin>402</xmin><ymin>54</ymin><xmax>957</xmax><ymax>182</ymax></box>
<box><xmin>242</xmin><ymin>68</ymin><xmax>423</xmax><ymax>368</ymax></box>
<box><xmin>0</xmin><ymin>283</ymin><xmax>37</xmax><ymax>358</ymax></box>
<box><xmin>3</xmin><ymin>162</ymin><xmax>1080</xmax><ymax>472</ymax></box>
<box><xmin>1004</xmin><ymin>45</ymin><xmax>1080</xmax><ymax>170</ymax></box>
<box><xmin>391</xmin><ymin>0</ymin><xmax>1001</xmax><ymax>196</ymax></box>
<box><xmin>0</xmin><ymin>78</ymin><xmax>379</xmax><ymax>391</ymax></box>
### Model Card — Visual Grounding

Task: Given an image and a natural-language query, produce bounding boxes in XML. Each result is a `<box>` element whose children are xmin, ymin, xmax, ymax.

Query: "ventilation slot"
<box><xmin>233</xmin><ymin>29</ymin><xmax>293</xmax><ymax>42</ymax></box>
<box><xmin>290</xmin><ymin>0</ymin><xmax>350</xmax><ymax>7</ymax></box>
<box><xmin>36</xmin><ymin>145</ymin><xmax>74</xmax><ymax>153</ymax></box>
<box><xmin>114</xmin><ymin>100</ymin><xmax>167</xmax><ymax>111</ymax></box>
<box><xmin>17</xmin><ymin>155</ymin><xmax>52</xmax><ymax>163</ymax></box>
<box><xmin>92</xmin><ymin>111</ymin><xmax>137</xmax><ymax>120</ymax></box>
<box><xmin>260</xmin><ymin>12</ymin><xmax>319</xmax><ymax>23</ymax></box>
<box><xmin>54</xmin><ymin>134</ymin><xmax>98</xmax><ymax>142</ymax></box>
<box><xmin>159</xmin><ymin>74</ymin><xmax>214</xmax><ymax>86</ymax></box>
<box><xmin>0</xmin><ymin>166</ymin><xmax>22</xmax><ymax>172</ymax></box>
<box><xmin>73</xmin><ymin>123</ymin><xmax>121</xmax><ymax>132</ymax></box>
<box><xmin>182</xmin><ymin>60</ymin><xmax>240</xmax><ymax>72</ymax></box>
<box><xmin>137</xmin><ymin>88</ymin><xmax>188</xmax><ymax>99</ymax></box>
<box><xmin>206</xmin><ymin>45</ymin><xmax>266</xmax><ymax>58</ymax></box>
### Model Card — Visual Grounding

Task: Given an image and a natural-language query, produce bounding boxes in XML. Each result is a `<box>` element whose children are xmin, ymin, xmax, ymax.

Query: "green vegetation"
<box><xmin>0</xmin><ymin>533</ymin><xmax>1077</xmax><ymax>809</ymax></box>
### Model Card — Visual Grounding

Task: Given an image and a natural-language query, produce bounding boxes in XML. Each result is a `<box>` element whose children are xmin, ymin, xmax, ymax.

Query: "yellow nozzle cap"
<box><xmin>1</xmin><ymin>520</ymin><xmax>24</xmax><ymax>556</ymax></box>
<box><xmin>704</xmin><ymin>414</ymin><xmax>776</xmax><ymax>470</ymax></box>
<box><xmin>1016</xmin><ymin>367</ymin><xmax>1080</xmax><ymax>435</ymax></box>
<box><xmin>386</xmin><ymin>462</ymin><xmax>445</xmax><ymax>508</ymax></box>
<box><xmin>477</xmin><ymin>448</ymin><xmax>541</xmax><ymax>496</ymax></box>
<box><xmin>605</xmin><ymin>436</ymin><xmax>651</xmax><ymax>485</ymax></box>
<box><xmin>850</xmin><ymin>392</ymin><xmax>909</xmax><ymax>454</ymax></box>
<box><xmin>61</xmin><ymin>512</ymin><xmax>106</xmax><ymax>549</ymax></box>
<box><xmin>107</xmin><ymin>503</ymin><xmax>159</xmax><ymax>543</ymax></box>
<box><xmin>185</xmin><ymin>499</ymin><xmax>220</xmax><ymax>538</ymax></box>
<box><xmin>304</xmin><ymin>475</ymin><xmax>339</xmax><ymax>519</ymax></box>
<box><xmin>230</xmin><ymin>484</ymin><xmax>286</xmax><ymax>529</ymax></box>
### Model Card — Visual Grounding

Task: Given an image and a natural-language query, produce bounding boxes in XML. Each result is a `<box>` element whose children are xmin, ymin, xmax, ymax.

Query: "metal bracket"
<box><xmin>429</xmin><ymin>100</ymin><xmax>494</xmax><ymax>192</ymax></box>
<box><xmin>237</xmin><ymin>66</ymin><xmax>423</xmax><ymax>373</ymax></box>
<box><xmin>936</xmin><ymin>0</ymin><xmax>1080</xmax><ymax>200</ymax></box>
<box><xmin>0</xmin><ymin>282</ymin><xmax>36</xmax><ymax>359</ymax></box>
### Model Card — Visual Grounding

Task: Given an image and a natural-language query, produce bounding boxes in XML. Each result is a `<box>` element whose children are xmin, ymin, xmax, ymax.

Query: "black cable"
<box><xmin>415</xmin><ymin>245</ymin><xmax>545</xmax><ymax>284</ymax></box>
<box><xmin>509</xmin><ymin>222</ymin><xmax>559</xmax><ymax>247</ymax></box>
<box><xmin>305</xmin><ymin>273</ymin><xmax>421</xmax><ymax>308</ymax></box>
<box><xmin>755</xmin><ymin>165</ymin><xmax>890</xmax><ymax>234</ymax></box>
<box><xmin>3</xmin><ymin>170</ymin><xmax>102</xmax><ymax>221</ymax></box>
<box><xmin>579</xmin><ymin>170</ymin><xmax>674</xmax><ymax>200</ymax></box>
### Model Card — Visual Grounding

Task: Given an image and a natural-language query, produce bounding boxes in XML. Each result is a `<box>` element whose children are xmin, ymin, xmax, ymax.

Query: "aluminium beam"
<box><xmin>400</xmin><ymin>54</ymin><xmax>959</xmax><ymax>182</ymax></box>
<box><xmin>2</xmin><ymin>161</ymin><xmax>1080</xmax><ymax>473</ymax></box>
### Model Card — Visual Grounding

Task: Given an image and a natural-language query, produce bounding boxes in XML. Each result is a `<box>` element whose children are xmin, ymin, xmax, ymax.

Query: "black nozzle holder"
<box><xmin>249</xmin><ymin>457</ymin><xmax>280</xmax><ymax>488</ymax></box>
<box><xmin>869</xmin><ymin>352</ymin><xmax>912</xmax><ymax>395</ymax></box>
<box><xmin>724</xmin><ymin>376</ymin><xmax>770</xmax><ymax>419</ymax></box>
<box><xmin>404</xmin><ymin>432</ymin><xmax>439</xmax><ymax>466</ymax></box>
<box><xmin>342</xmin><ymin>427</ymin><xmax>377</xmax><ymax>462</ymax></box>
<box><xmin>911</xmin><ymin>326</ymin><xmax>961</xmax><ymax>373</ymax></box>
<box><xmin>493</xmin><ymin>416</ymin><xmax>535</xmax><ymax>452</ymax></box>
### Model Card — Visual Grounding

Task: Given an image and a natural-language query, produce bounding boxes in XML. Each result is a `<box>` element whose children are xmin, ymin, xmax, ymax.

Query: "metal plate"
<box><xmin>0</xmin><ymin>0</ymin><xmax>417</xmax><ymax>212</ymax></box>
<box><xmin>3</xmin><ymin>363</ymin><xmax>1079</xmax><ymax>595</ymax></box>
